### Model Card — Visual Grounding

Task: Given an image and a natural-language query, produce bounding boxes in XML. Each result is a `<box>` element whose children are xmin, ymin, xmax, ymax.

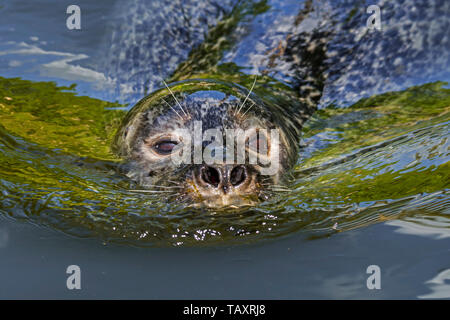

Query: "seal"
<box><xmin>112</xmin><ymin>79</ymin><xmax>308</xmax><ymax>207</ymax></box>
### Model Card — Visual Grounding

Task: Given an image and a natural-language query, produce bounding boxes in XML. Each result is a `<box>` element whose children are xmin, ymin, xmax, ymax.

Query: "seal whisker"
<box><xmin>161</xmin><ymin>98</ymin><xmax>184</xmax><ymax>121</ymax></box>
<box><xmin>270</xmin><ymin>184</ymin><xmax>290</xmax><ymax>189</ymax></box>
<box><xmin>235</xmin><ymin>75</ymin><xmax>257</xmax><ymax>116</ymax></box>
<box><xmin>162</xmin><ymin>80</ymin><xmax>188</xmax><ymax>117</ymax></box>
<box><xmin>143</xmin><ymin>185</ymin><xmax>183</xmax><ymax>189</ymax></box>
<box><xmin>268</xmin><ymin>188</ymin><xmax>291</xmax><ymax>192</ymax></box>
<box><xmin>261</xmin><ymin>183</ymin><xmax>291</xmax><ymax>192</ymax></box>
<box><xmin>128</xmin><ymin>189</ymin><xmax>175</xmax><ymax>193</ymax></box>
<box><xmin>267</xmin><ymin>184</ymin><xmax>290</xmax><ymax>189</ymax></box>
<box><xmin>167</xmin><ymin>180</ymin><xmax>182</xmax><ymax>186</ymax></box>
<box><xmin>262</xmin><ymin>183</ymin><xmax>291</xmax><ymax>190</ymax></box>
<box><xmin>241</xmin><ymin>102</ymin><xmax>255</xmax><ymax>117</ymax></box>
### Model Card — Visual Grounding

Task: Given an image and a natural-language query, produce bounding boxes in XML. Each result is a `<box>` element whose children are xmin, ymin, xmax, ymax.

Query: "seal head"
<box><xmin>113</xmin><ymin>79</ymin><xmax>300</xmax><ymax>207</ymax></box>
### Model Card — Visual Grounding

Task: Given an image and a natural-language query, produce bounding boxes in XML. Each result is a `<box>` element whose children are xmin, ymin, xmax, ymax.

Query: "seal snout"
<box><xmin>198</xmin><ymin>164</ymin><xmax>250</xmax><ymax>194</ymax></box>
<box><xmin>190</xmin><ymin>164</ymin><xmax>258</xmax><ymax>207</ymax></box>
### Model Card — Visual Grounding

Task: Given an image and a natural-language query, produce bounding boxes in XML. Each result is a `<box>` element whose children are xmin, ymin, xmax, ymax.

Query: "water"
<box><xmin>0</xmin><ymin>0</ymin><xmax>449</xmax><ymax>298</ymax></box>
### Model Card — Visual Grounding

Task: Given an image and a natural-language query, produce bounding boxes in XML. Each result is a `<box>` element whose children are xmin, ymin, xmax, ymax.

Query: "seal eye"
<box><xmin>247</xmin><ymin>131</ymin><xmax>269</xmax><ymax>154</ymax></box>
<box><xmin>153</xmin><ymin>140</ymin><xmax>178</xmax><ymax>155</ymax></box>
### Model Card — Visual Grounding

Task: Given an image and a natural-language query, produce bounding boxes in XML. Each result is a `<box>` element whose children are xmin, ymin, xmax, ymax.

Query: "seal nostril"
<box><xmin>230</xmin><ymin>165</ymin><xmax>247</xmax><ymax>186</ymax></box>
<box><xmin>201</xmin><ymin>166</ymin><xmax>221</xmax><ymax>187</ymax></box>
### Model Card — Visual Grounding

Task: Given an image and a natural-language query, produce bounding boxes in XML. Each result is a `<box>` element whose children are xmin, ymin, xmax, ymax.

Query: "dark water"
<box><xmin>0</xmin><ymin>0</ymin><xmax>449</xmax><ymax>298</ymax></box>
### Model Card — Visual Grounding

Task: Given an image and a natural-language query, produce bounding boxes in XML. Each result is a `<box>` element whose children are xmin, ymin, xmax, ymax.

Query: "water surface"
<box><xmin>0</xmin><ymin>0</ymin><xmax>449</xmax><ymax>299</ymax></box>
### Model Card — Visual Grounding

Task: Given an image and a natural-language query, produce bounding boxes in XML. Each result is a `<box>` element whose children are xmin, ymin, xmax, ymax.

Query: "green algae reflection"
<box><xmin>0</xmin><ymin>76</ymin><xmax>448</xmax><ymax>246</ymax></box>
<box><xmin>0</xmin><ymin>77</ymin><xmax>125</xmax><ymax>161</ymax></box>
